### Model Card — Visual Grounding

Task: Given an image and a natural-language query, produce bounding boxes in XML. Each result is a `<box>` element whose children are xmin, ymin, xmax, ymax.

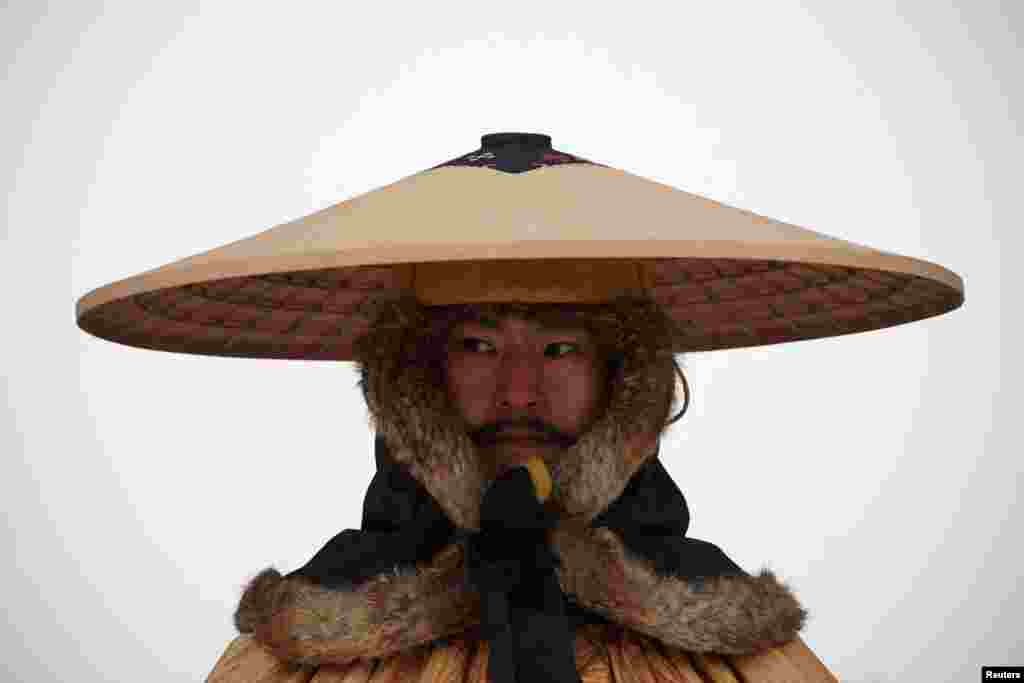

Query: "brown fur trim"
<box><xmin>233</xmin><ymin>523</ymin><xmax>807</xmax><ymax>665</ymax></box>
<box><xmin>548</xmin><ymin>521</ymin><xmax>808</xmax><ymax>655</ymax></box>
<box><xmin>234</xmin><ymin>544</ymin><xmax>479</xmax><ymax>668</ymax></box>
<box><xmin>236</xmin><ymin>291</ymin><xmax>808</xmax><ymax>664</ymax></box>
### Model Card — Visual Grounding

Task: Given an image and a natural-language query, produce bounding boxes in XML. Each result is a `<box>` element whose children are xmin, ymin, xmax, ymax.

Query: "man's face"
<box><xmin>443</xmin><ymin>313</ymin><xmax>607</xmax><ymax>476</ymax></box>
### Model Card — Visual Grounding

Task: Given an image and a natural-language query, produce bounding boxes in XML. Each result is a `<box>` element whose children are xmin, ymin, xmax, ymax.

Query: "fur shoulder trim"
<box><xmin>233</xmin><ymin>529</ymin><xmax>807</xmax><ymax>666</ymax></box>
<box><xmin>234</xmin><ymin>543</ymin><xmax>478</xmax><ymax>668</ymax></box>
<box><xmin>550</xmin><ymin>523</ymin><xmax>808</xmax><ymax>654</ymax></box>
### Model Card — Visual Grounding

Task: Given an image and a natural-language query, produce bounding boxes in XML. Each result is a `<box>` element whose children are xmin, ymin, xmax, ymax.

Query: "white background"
<box><xmin>4</xmin><ymin>2</ymin><xmax>1019</xmax><ymax>681</ymax></box>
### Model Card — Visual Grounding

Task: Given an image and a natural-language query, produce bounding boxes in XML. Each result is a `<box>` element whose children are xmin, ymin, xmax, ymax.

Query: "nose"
<box><xmin>496</xmin><ymin>350</ymin><xmax>541</xmax><ymax>409</ymax></box>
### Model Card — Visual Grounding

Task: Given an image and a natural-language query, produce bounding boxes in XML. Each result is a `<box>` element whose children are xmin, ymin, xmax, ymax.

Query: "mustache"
<box><xmin>470</xmin><ymin>417</ymin><xmax>577</xmax><ymax>448</ymax></box>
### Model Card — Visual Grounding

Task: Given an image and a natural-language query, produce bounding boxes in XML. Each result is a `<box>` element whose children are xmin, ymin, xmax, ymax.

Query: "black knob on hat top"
<box><xmin>479</xmin><ymin>132</ymin><xmax>553</xmax><ymax>173</ymax></box>
<box><xmin>481</xmin><ymin>132</ymin><xmax>552</xmax><ymax>150</ymax></box>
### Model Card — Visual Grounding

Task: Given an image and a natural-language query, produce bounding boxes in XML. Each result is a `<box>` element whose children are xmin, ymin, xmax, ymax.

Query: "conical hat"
<box><xmin>75</xmin><ymin>132</ymin><xmax>964</xmax><ymax>360</ymax></box>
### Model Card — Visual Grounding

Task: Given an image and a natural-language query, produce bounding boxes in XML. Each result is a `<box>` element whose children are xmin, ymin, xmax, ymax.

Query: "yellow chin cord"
<box><xmin>524</xmin><ymin>455</ymin><xmax>553</xmax><ymax>503</ymax></box>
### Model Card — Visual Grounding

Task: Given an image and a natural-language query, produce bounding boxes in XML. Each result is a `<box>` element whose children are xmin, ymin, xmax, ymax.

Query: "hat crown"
<box><xmin>480</xmin><ymin>132</ymin><xmax>552</xmax><ymax>151</ymax></box>
<box><xmin>477</xmin><ymin>132</ymin><xmax>554</xmax><ymax>173</ymax></box>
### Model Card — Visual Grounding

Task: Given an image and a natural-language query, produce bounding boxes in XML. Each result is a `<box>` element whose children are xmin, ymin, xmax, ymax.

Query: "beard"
<box><xmin>467</xmin><ymin>417</ymin><xmax>580</xmax><ymax>479</ymax></box>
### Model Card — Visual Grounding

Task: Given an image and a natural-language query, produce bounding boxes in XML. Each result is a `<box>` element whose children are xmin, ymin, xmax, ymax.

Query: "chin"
<box><xmin>495</xmin><ymin>441</ymin><xmax>559</xmax><ymax>467</ymax></box>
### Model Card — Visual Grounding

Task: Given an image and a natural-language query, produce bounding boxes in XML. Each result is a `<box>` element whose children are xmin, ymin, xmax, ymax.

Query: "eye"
<box><xmin>460</xmin><ymin>337</ymin><xmax>496</xmax><ymax>353</ymax></box>
<box><xmin>545</xmin><ymin>342</ymin><xmax>580</xmax><ymax>358</ymax></box>
<box><xmin>457</xmin><ymin>338</ymin><xmax>580</xmax><ymax>357</ymax></box>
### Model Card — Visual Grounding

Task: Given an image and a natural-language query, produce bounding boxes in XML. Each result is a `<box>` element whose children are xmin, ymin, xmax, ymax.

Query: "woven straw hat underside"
<box><xmin>77</xmin><ymin>256</ymin><xmax>961</xmax><ymax>360</ymax></box>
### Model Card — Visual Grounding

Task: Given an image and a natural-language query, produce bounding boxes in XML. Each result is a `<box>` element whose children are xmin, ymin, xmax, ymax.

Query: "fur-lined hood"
<box><xmin>232</xmin><ymin>296</ymin><xmax>808</xmax><ymax>667</ymax></box>
<box><xmin>349</xmin><ymin>294</ymin><xmax>688</xmax><ymax>530</ymax></box>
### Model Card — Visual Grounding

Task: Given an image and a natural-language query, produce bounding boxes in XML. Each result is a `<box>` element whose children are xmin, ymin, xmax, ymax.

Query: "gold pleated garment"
<box><xmin>207</xmin><ymin>624</ymin><xmax>838</xmax><ymax>683</ymax></box>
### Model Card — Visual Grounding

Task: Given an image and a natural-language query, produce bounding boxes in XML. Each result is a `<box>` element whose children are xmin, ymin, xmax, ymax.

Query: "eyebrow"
<box><xmin>459</xmin><ymin>316</ymin><xmax>589</xmax><ymax>335</ymax></box>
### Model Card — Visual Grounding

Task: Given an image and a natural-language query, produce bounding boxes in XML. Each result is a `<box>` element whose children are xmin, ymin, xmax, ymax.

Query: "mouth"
<box><xmin>496</xmin><ymin>438</ymin><xmax>551</xmax><ymax>447</ymax></box>
<box><xmin>496</xmin><ymin>429</ymin><xmax>549</xmax><ymax>442</ymax></box>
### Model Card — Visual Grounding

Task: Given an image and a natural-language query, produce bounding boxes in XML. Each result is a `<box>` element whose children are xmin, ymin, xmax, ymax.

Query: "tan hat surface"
<box><xmin>76</xmin><ymin>132</ymin><xmax>964</xmax><ymax>360</ymax></box>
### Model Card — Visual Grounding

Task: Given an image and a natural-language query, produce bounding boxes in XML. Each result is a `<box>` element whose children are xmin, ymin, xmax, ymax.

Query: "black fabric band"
<box><xmin>288</xmin><ymin>435</ymin><xmax>746</xmax><ymax>682</ymax></box>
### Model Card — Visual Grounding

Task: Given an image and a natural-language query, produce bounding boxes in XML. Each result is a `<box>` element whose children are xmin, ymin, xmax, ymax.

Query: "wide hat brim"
<box><xmin>76</xmin><ymin>132</ymin><xmax>964</xmax><ymax>361</ymax></box>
